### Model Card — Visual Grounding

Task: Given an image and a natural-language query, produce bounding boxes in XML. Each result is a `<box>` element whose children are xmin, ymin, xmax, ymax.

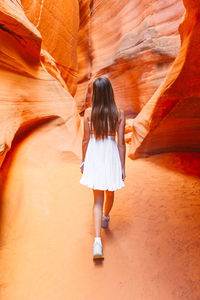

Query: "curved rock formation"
<box><xmin>22</xmin><ymin>0</ymin><xmax>80</xmax><ymax>95</ymax></box>
<box><xmin>0</xmin><ymin>0</ymin><xmax>81</xmax><ymax>167</ymax></box>
<box><xmin>1</xmin><ymin>1</ymin><xmax>200</xmax><ymax>300</ymax></box>
<box><xmin>76</xmin><ymin>0</ymin><xmax>185</xmax><ymax>117</ymax></box>
<box><xmin>75</xmin><ymin>0</ymin><xmax>91</xmax><ymax>112</ymax></box>
<box><xmin>129</xmin><ymin>0</ymin><xmax>200</xmax><ymax>158</ymax></box>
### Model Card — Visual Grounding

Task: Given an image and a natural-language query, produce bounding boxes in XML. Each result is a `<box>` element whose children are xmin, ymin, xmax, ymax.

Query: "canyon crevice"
<box><xmin>1</xmin><ymin>1</ymin><xmax>200</xmax><ymax>299</ymax></box>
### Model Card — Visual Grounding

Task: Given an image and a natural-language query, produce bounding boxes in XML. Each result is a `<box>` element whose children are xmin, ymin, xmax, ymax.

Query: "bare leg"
<box><xmin>93</xmin><ymin>190</ymin><xmax>104</xmax><ymax>237</ymax></box>
<box><xmin>104</xmin><ymin>191</ymin><xmax>114</xmax><ymax>216</ymax></box>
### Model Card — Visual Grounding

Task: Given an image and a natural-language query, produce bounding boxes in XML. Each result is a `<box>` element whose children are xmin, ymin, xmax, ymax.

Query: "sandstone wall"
<box><xmin>0</xmin><ymin>0</ymin><xmax>81</xmax><ymax>167</ymax></box>
<box><xmin>76</xmin><ymin>0</ymin><xmax>185</xmax><ymax>118</ymax></box>
<box><xmin>1</xmin><ymin>2</ymin><xmax>200</xmax><ymax>300</ymax></box>
<box><xmin>75</xmin><ymin>0</ymin><xmax>91</xmax><ymax>112</ymax></box>
<box><xmin>22</xmin><ymin>0</ymin><xmax>80</xmax><ymax>95</ymax></box>
<box><xmin>129</xmin><ymin>0</ymin><xmax>200</xmax><ymax>158</ymax></box>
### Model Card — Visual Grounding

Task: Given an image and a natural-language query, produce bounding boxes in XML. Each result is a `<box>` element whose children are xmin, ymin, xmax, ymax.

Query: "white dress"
<box><xmin>80</xmin><ymin>122</ymin><xmax>125</xmax><ymax>191</ymax></box>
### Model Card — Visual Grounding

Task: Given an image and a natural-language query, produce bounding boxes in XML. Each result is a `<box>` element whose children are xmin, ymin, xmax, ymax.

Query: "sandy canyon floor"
<box><xmin>0</xmin><ymin>119</ymin><xmax>200</xmax><ymax>300</ymax></box>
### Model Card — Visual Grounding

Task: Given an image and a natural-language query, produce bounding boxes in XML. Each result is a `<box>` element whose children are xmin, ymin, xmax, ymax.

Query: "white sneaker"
<box><xmin>101</xmin><ymin>211</ymin><xmax>110</xmax><ymax>229</ymax></box>
<box><xmin>93</xmin><ymin>241</ymin><xmax>104</xmax><ymax>259</ymax></box>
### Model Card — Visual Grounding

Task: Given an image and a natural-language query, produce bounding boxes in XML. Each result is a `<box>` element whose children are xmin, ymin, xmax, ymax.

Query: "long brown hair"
<box><xmin>91</xmin><ymin>77</ymin><xmax>119</xmax><ymax>139</ymax></box>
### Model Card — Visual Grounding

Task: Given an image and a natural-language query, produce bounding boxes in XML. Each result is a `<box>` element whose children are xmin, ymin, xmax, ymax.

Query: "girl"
<box><xmin>80</xmin><ymin>77</ymin><xmax>126</xmax><ymax>259</ymax></box>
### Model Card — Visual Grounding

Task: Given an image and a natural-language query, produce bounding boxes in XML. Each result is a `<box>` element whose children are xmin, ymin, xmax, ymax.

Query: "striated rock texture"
<box><xmin>0</xmin><ymin>0</ymin><xmax>82</xmax><ymax>167</ymax></box>
<box><xmin>76</xmin><ymin>0</ymin><xmax>185</xmax><ymax>117</ymax></box>
<box><xmin>75</xmin><ymin>0</ymin><xmax>91</xmax><ymax>112</ymax></box>
<box><xmin>1</xmin><ymin>1</ymin><xmax>200</xmax><ymax>300</ymax></box>
<box><xmin>129</xmin><ymin>0</ymin><xmax>200</xmax><ymax>158</ymax></box>
<box><xmin>21</xmin><ymin>0</ymin><xmax>80</xmax><ymax>96</ymax></box>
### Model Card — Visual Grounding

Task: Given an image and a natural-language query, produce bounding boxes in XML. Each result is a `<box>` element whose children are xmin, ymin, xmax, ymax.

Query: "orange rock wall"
<box><xmin>1</xmin><ymin>1</ymin><xmax>200</xmax><ymax>300</ymax></box>
<box><xmin>0</xmin><ymin>0</ymin><xmax>82</xmax><ymax>167</ymax></box>
<box><xmin>22</xmin><ymin>0</ymin><xmax>80</xmax><ymax>95</ymax></box>
<box><xmin>75</xmin><ymin>0</ymin><xmax>91</xmax><ymax>112</ymax></box>
<box><xmin>129</xmin><ymin>0</ymin><xmax>200</xmax><ymax>158</ymax></box>
<box><xmin>76</xmin><ymin>0</ymin><xmax>185</xmax><ymax>117</ymax></box>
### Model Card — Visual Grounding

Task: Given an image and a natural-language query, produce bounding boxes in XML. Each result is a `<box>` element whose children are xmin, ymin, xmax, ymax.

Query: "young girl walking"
<box><xmin>80</xmin><ymin>77</ymin><xmax>126</xmax><ymax>259</ymax></box>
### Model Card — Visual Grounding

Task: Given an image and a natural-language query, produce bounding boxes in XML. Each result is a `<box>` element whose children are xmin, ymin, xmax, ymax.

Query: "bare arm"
<box><xmin>117</xmin><ymin>110</ymin><xmax>126</xmax><ymax>180</ymax></box>
<box><xmin>81</xmin><ymin>109</ymin><xmax>90</xmax><ymax>168</ymax></box>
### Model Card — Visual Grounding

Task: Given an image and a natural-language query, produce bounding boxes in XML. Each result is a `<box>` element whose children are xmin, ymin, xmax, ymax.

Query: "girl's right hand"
<box><xmin>122</xmin><ymin>168</ymin><xmax>126</xmax><ymax>181</ymax></box>
<box><xmin>80</xmin><ymin>165</ymin><xmax>84</xmax><ymax>174</ymax></box>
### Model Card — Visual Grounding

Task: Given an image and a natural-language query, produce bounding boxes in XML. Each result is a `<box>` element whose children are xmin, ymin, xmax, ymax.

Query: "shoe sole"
<box><xmin>101</xmin><ymin>219</ymin><xmax>109</xmax><ymax>229</ymax></box>
<box><xmin>101</xmin><ymin>217</ymin><xmax>110</xmax><ymax>229</ymax></box>
<box><xmin>93</xmin><ymin>254</ymin><xmax>104</xmax><ymax>259</ymax></box>
<box><xmin>101</xmin><ymin>223</ymin><xmax>108</xmax><ymax>229</ymax></box>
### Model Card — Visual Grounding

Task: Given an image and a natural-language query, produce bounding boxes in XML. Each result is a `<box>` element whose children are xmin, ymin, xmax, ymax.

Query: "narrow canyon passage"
<box><xmin>0</xmin><ymin>120</ymin><xmax>200</xmax><ymax>300</ymax></box>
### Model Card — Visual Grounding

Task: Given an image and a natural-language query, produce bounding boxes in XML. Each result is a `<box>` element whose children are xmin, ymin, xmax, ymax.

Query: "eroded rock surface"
<box><xmin>1</xmin><ymin>1</ymin><xmax>200</xmax><ymax>300</ymax></box>
<box><xmin>76</xmin><ymin>0</ymin><xmax>185</xmax><ymax>117</ymax></box>
<box><xmin>22</xmin><ymin>0</ymin><xmax>80</xmax><ymax>95</ymax></box>
<box><xmin>0</xmin><ymin>0</ymin><xmax>81</xmax><ymax>167</ymax></box>
<box><xmin>129</xmin><ymin>0</ymin><xmax>200</xmax><ymax>158</ymax></box>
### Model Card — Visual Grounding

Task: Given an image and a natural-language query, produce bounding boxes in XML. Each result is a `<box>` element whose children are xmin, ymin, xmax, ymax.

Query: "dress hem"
<box><xmin>80</xmin><ymin>180</ymin><xmax>125</xmax><ymax>191</ymax></box>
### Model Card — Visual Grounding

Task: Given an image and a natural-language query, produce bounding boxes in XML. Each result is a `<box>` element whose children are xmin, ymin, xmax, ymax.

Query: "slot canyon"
<box><xmin>0</xmin><ymin>1</ymin><xmax>200</xmax><ymax>299</ymax></box>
